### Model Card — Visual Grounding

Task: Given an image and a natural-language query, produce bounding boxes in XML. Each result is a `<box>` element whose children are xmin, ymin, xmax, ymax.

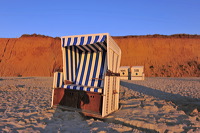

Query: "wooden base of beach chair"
<box><xmin>54</xmin><ymin>105</ymin><xmax>103</xmax><ymax>119</ymax></box>
<box><xmin>79</xmin><ymin>91</ymin><xmax>103</xmax><ymax>113</ymax></box>
<box><xmin>60</xmin><ymin>89</ymin><xmax>79</xmax><ymax>108</ymax></box>
<box><xmin>52</xmin><ymin>88</ymin><xmax>65</xmax><ymax>106</ymax></box>
<box><xmin>52</xmin><ymin>88</ymin><xmax>103</xmax><ymax>114</ymax></box>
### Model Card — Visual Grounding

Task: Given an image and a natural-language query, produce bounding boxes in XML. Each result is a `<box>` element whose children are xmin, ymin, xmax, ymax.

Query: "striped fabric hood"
<box><xmin>61</xmin><ymin>34</ymin><xmax>107</xmax><ymax>52</ymax></box>
<box><xmin>61</xmin><ymin>33</ymin><xmax>121</xmax><ymax>88</ymax></box>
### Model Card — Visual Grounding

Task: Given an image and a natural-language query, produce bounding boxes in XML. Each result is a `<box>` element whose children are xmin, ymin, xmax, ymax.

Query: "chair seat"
<box><xmin>62</xmin><ymin>84</ymin><xmax>103</xmax><ymax>93</ymax></box>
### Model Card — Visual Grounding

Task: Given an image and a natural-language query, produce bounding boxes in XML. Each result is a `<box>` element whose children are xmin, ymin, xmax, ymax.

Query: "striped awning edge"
<box><xmin>62</xmin><ymin>84</ymin><xmax>103</xmax><ymax>93</ymax></box>
<box><xmin>62</xmin><ymin>34</ymin><xmax>107</xmax><ymax>47</ymax></box>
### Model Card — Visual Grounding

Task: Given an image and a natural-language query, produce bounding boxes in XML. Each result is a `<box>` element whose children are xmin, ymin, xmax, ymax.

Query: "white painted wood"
<box><xmin>102</xmin><ymin>76</ymin><xmax>108</xmax><ymax>117</ymax></box>
<box><xmin>108</xmin><ymin>76</ymin><xmax>113</xmax><ymax>113</ymax></box>
<box><xmin>51</xmin><ymin>88</ymin><xmax>55</xmax><ymax>107</ymax></box>
<box><xmin>109</xmin><ymin>49</ymin><xmax>114</xmax><ymax>72</ymax></box>
<box><xmin>53</xmin><ymin>72</ymin><xmax>57</xmax><ymax>89</ymax></box>
<box><xmin>115</xmin><ymin>77</ymin><xmax>120</xmax><ymax>110</ymax></box>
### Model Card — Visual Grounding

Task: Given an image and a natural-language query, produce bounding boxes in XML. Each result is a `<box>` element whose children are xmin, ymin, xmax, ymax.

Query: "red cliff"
<box><xmin>0</xmin><ymin>35</ymin><xmax>62</xmax><ymax>77</ymax></box>
<box><xmin>0</xmin><ymin>34</ymin><xmax>200</xmax><ymax>77</ymax></box>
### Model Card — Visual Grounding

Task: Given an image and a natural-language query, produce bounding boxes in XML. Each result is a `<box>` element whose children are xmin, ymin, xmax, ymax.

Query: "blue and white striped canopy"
<box><xmin>62</xmin><ymin>34</ymin><xmax>107</xmax><ymax>47</ymax></box>
<box><xmin>61</xmin><ymin>34</ymin><xmax>107</xmax><ymax>52</ymax></box>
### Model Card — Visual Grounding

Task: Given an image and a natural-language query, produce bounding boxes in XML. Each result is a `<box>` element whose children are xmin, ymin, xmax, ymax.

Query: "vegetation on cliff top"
<box><xmin>20</xmin><ymin>33</ymin><xmax>60</xmax><ymax>39</ymax></box>
<box><xmin>114</xmin><ymin>34</ymin><xmax>200</xmax><ymax>39</ymax></box>
<box><xmin>21</xmin><ymin>33</ymin><xmax>200</xmax><ymax>39</ymax></box>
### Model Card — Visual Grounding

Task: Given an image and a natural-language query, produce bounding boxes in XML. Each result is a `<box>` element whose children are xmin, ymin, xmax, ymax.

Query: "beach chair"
<box><xmin>51</xmin><ymin>33</ymin><xmax>121</xmax><ymax>118</ymax></box>
<box><xmin>119</xmin><ymin>66</ymin><xmax>131</xmax><ymax>80</ymax></box>
<box><xmin>131</xmin><ymin>66</ymin><xmax>145</xmax><ymax>80</ymax></box>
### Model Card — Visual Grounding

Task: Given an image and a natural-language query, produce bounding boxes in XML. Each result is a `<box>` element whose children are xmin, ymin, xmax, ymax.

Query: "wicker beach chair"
<box><xmin>51</xmin><ymin>33</ymin><xmax>121</xmax><ymax>118</ymax></box>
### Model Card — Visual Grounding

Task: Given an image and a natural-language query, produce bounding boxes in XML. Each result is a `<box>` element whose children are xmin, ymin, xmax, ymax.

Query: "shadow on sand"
<box><xmin>120</xmin><ymin>81</ymin><xmax>200</xmax><ymax>115</ymax></box>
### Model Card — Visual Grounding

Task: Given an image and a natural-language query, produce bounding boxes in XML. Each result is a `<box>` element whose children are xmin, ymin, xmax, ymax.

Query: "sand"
<box><xmin>0</xmin><ymin>77</ymin><xmax>200</xmax><ymax>132</ymax></box>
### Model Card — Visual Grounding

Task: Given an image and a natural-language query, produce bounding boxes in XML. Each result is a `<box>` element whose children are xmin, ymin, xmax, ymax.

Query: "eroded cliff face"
<box><xmin>0</xmin><ymin>34</ymin><xmax>200</xmax><ymax>77</ymax></box>
<box><xmin>113</xmin><ymin>35</ymin><xmax>200</xmax><ymax>77</ymax></box>
<box><xmin>0</xmin><ymin>35</ymin><xmax>62</xmax><ymax>77</ymax></box>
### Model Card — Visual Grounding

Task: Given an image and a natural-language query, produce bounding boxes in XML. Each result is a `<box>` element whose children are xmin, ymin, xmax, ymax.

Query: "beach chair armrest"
<box><xmin>64</xmin><ymin>80</ymin><xmax>74</xmax><ymax>84</ymax></box>
<box><xmin>106</xmin><ymin>70</ymin><xmax>120</xmax><ymax>76</ymax></box>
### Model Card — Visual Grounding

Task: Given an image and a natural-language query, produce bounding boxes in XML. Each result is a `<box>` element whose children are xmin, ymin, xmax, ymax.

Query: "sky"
<box><xmin>0</xmin><ymin>0</ymin><xmax>200</xmax><ymax>38</ymax></box>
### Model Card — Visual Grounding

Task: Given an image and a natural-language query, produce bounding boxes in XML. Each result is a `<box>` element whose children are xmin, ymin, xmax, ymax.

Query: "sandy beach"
<box><xmin>0</xmin><ymin>77</ymin><xmax>200</xmax><ymax>132</ymax></box>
